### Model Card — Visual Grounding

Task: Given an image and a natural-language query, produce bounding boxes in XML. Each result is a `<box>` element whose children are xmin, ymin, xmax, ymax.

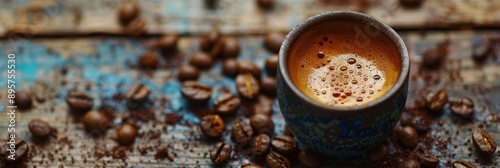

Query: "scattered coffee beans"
<box><xmin>236</xmin><ymin>73</ymin><xmax>260</xmax><ymax>100</ymax></box>
<box><xmin>427</xmin><ymin>90</ymin><xmax>448</xmax><ymax>111</ymax></box>
<box><xmin>199</xmin><ymin>114</ymin><xmax>225</xmax><ymax>138</ymax></box>
<box><xmin>178</xmin><ymin>65</ymin><xmax>200</xmax><ymax>81</ymax></box>
<box><xmin>250</xmin><ymin>113</ymin><xmax>274</xmax><ymax>133</ymax></box>
<box><xmin>118</xmin><ymin>2</ymin><xmax>140</xmax><ymax>26</ymax></box>
<box><xmin>238</xmin><ymin>61</ymin><xmax>262</xmax><ymax>78</ymax></box>
<box><xmin>471</xmin><ymin>37</ymin><xmax>492</xmax><ymax>62</ymax></box>
<box><xmin>28</xmin><ymin>119</ymin><xmax>55</xmax><ymax>138</ymax></box>
<box><xmin>452</xmin><ymin>160</ymin><xmax>477</xmax><ymax>168</ymax></box>
<box><xmin>244</xmin><ymin>95</ymin><xmax>273</xmax><ymax>116</ymax></box>
<box><xmin>222</xmin><ymin>58</ymin><xmax>239</xmax><ymax>77</ymax></box>
<box><xmin>298</xmin><ymin>149</ymin><xmax>322</xmax><ymax>168</ymax></box>
<box><xmin>252</xmin><ymin>133</ymin><xmax>271</xmax><ymax>156</ymax></box>
<box><xmin>400</xmin><ymin>0</ymin><xmax>423</xmax><ymax>8</ymax></box>
<box><xmin>125</xmin><ymin>83</ymin><xmax>150</xmax><ymax>102</ymax></box>
<box><xmin>367</xmin><ymin>144</ymin><xmax>389</xmax><ymax>161</ymax></box>
<box><xmin>124</xmin><ymin>18</ymin><xmax>146</xmax><ymax>37</ymax></box>
<box><xmin>398</xmin><ymin>126</ymin><xmax>419</xmax><ymax>148</ymax></box>
<box><xmin>265</xmin><ymin>151</ymin><xmax>290</xmax><ymax>168</ymax></box>
<box><xmin>264</xmin><ymin>33</ymin><xmax>285</xmax><ymax>53</ymax></box>
<box><xmin>139</xmin><ymin>52</ymin><xmax>159</xmax><ymax>69</ymax></box>
<box><xmin>210</xmin><ymin>142</ymin><xmax>232</xmax><ymax>164</ymax></box>
<box><xmin>0</xmin><ymin>139</ymin><xmax>29</xmax><ymax>164</ymax></box>
<box><xmin>213</xmin><ymin>93</ymin><xmax>241</xmax><ymax>115</ymax></box>
<box><xmin>231</xmin><ymin>119</ymin><xmax>253</xmax><ymax>144</ymax></box>
<box><xmin>419</xmin><ymin>155</ymin><xmax>439</xmax><ymax>167</ymax></box>
<box><xmin>265</xmin><ymin>55</ymin><xmax>279</xmax><ymax>76</ymax></box>
<box><xmin>200</xmin><ymin>28</ymin><xmax>221</xmax><ymax>52</ymax></box>
<box><xmin>221</xmin><ymin>37</ymin><xmax>240</xmax><ymax>58</ymax></box>
<box><xmin>449</xmin><ymin>97</ymin><xmax>474</xmax><ymax>119</ymax></box>
<box><xmin>14</xmin><ymin>91</ymin><xmax>33</xmax><ymax>109</ymax></box>
<box><xmin>156</xmin><ymin>34</ymin><xmax>179</xmax><ymax>54</ymax></box>
<box><xmin>190</xmin><ymin>52</ymin><xmax>214</xmax><ymax>69</ymax></box>
<box><xmin>257</xmin><ymin>0</ymin><xmax>275</xmax><ymax>10</ymax></box>
<box><xmin>422</xmin><ymin>42</ymin><xmax>448</xmax><ymax>69</ymax></box>
<box><xmin>65</xmin><ymin>90</ymin><xmax>93</xmax><ymax>112</ymax></box>
<box><xmin>260</xmin><ymin>77</ymin><xmax>277</xmax><ymax>97</ymax></box>
<box><xmin>117</xmin><ymin>123</ymin><xmax>138</xmax><ymax>145</ymax></box>
<box><xmin>181</xmin><ymin>81</ymin><xmax>212</xmax><ymax>104</ymax></box>
<box><xmin>242</xmin><ymin>164</ymin><xmax>263</xmax><ymax>168</ymax></box>
<box><xmin>82</xmin><ymin>110</ymin><xmax>110</xmax><ymax>133</ymax></box>
<box><xmin>271</xmin><ymin>135</ymin><xmax>297</xmax><ymax>155</ymax></box>
<box><xmin>472</xmin><ymin>129</ymin><xmax>497</xmax><ymax>155</ymax></box>
<box><xmin>401</xmin><ymin>159</ymin><xmax>421</xmax><ymax>168</ymax></box>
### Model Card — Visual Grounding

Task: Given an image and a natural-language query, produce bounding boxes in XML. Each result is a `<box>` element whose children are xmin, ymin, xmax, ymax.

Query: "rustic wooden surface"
<box><xmin>0</xmin><ymin>0</ymin><xmax>500</xmax><ymax>168</ymax></box>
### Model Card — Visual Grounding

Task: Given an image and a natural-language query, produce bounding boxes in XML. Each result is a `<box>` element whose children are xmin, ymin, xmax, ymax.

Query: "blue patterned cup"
<box><xmin>277</xmin><ymin>11</ymin><xmax>409</xmax><ymax>159</ymax></box>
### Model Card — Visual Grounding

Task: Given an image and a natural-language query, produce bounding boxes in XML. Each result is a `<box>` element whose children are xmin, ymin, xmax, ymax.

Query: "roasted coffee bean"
<box><xmin>178</xmin><ymin>65</ymin><xmax>200</xmax><ymax>81</ymax></box>
<box><xmin>398</xmin><ymin>126</ymin><xmax>419</xmax><ymax>148</ymax></box>
<box><xmin>116</xmin><ymin>123</ymin><xmax>138</xmax><ymax>145</ymax></box>
<box><xmin>181</xmin><ymin>81</ymin><xmax>212</xmax><ymax>103</ymax></box>
<box><xmin>298</xmin><ymin>149</ymin><xmax>322</xmax><ymax>168</ymax></box>
<box><xmin>257</xmin><ymin>0</ymin><xmax>275</xmax><ymax>10</ymax></box>
<box><xmin>252</xmin><ymin>133</ymin><xmax>271</xmax><ymax>156</ymax></box>
<box><xmin>406</xmin><ymin>113</ymin><xmax>431</xmax><ymax>133</ymax></box>
<box><xmin>426</xmin><ymin>90</ymin><xmax>448</xmax><ymax>111</ymax></box>
<box><xmin>210</xmin><ymin>142</ymin><xmax>232</xmax><ymax>164</ymax></box>
<box><xmin>244</xmin><ymin>95</ymin><xmax>273</xmax><ymax>116</ymax></box>
<box><xmin>222</xmin><ymin>58</ymin><xmax>239</xmax><ymax>77</ymax></box>
<box><xmin>264</xmin><ymin>33</ymin><xmax>285</xmax><ymax>53</ymax></box>
<box><xmin>124</xmin><ymin>18</ymin><xmax>146</xmax><ymax>37</ymax></box>
<box><xmin>471</xmin><ymin>37</ymin><xmax>492</xmax><ymax>62</ymax></box>
<box><xmin>241</xmin><ymin>164</ymin><xmax>263</xmax><ymax>168</ymax></box>
<box><xmin>231</xmin><ymin>120</ymin><xmax>253</xmax><ymax>144</ymax></box>
<box><xmin>200</xmin><ymin>28</ymin><xmax>221</xmax><ymax>52</ymax></box>
<box><xmin>236</xmin><ymin>73</ymin><xmax>260</xmax><ymax>100</ymax></box>
<box><xmin>156</xmin><ymin>34</ymin><xmax>179</xmax><ymax>54</ymax></box>
<box><xmin>125</xmin><ymin>83</ymin><xmax>150</xmax><ymax>102</ymax></box>
<box><xmin>265</xmin><ymin>55</ymin><xmax>279</xmax><ymax>76</ymax></box>
<box><xmin>400</xmin><ymin>0</ymin><xmax>423</xmax><ymax>8</ymax></box>
<box><xmin>472</xmin><ymin>129</ymin><xmax>497</xmax><ymax>155</ymax></box>
<box><xmin>419</xmin><ymin>155</ymin><xmax>439</xmax><ymax>167</ymax></box>
<box><xmin>118</xmin><ymin>2</ymin><xmax>140</xmax><ymax>26</ymax></box>
<box><xmin>422</xmin><ymin>42</ymin><xmax>448</xmax><ymax>69</ymax></box>
<box><xmin>260</xmin><ymin>77</ymin><xmax>277</xmax><ymax>97</ymax></box>
<box><xmin>238</xmin><ymin>61</ymin><xmax>262</xmax><ymax>78</ymax></box>
<box><xmin>214</xmin><ymin>93</ymin><xmax>241</xmax><ymax>115</ymax></box>
<box><xmin>204</xmin><ymin>0</ymin><xmax>218</xmax><ymax>9</ymax></box>
<box><xmin>65</xmin><ymin>90</ymin><xmax>93</xmax><ymax>112</ymax></box>
<box><xmin>401</xmin><ymin>159</ymin><xmax>421</xmax><ymax>168</ymax></box>
<box><xmin>199</xmin><ymin>114</ymin><xmax>225</xmax><ymax>138</ymax></box>
<box><xmin>265</xmin><ymin>151</ymin><xmax>290</xmax><ymax>168</ymax></box>
<box><xmin>28</xmin><ymin>119</ymin><xmax>55</xmax><ymax>138</ymax></box>
<box><xmin>250</xmin><ymin>113</ymin><xmax>274</xmax><ymax>133</ymax></box>
<box><xmin>139</xmin><ymin>52</ymin><xmax>159</xmax><ymax>69</ymax></box>
<box><xmin>449</xmin><ymin>97</ymin><xmax>474</xmax><ymax>119</ymax></box>
<box><xmin>190</xmin><ymin>52</ymin><xmax>214</xmax><ymax>70</ymax></box>
<box><xmin>83</xmin><ymin>110</ymin><xmax>110</xmax><ymax>132</ymax></box>
<box><xmin>0</xmin><ymin>139</ymin><xmax>29</xmax><ymax>164</ymax></box>
<box><xmin>367</xmin><ymin>144</ymin><xmax>389</xmax><ymax>161</ymax></box>
<box><xmin>14</xmin><ymin>91</ymin><xmax>33</xmax><ymax>109</ymax></box>
<box><xmin>221</xmin><ymin>37</ymin><xmax>240</xmax><ymax>58</ymax></box>
<box><xmin>271</xmin><ymin>135</ymin><xmax>297</xmax><ymax>155</ymax></box>
<box><xmin>452</xmin><ymin>160</ymin><xmax>477</xmax><ymax>168</ymax></box>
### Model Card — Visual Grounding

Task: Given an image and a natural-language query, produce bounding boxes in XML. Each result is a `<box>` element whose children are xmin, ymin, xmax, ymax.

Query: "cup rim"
<box><xmin>278</xmin><ymin>11</ymin><xmax>410</xmax><ymax>114</ymax></box>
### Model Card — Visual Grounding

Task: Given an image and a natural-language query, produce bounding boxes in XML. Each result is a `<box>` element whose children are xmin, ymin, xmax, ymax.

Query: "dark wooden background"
<box><xmin>0</xmin><ymin>0</ymin><xmax>499</xmax><ymax>167</ymax></box>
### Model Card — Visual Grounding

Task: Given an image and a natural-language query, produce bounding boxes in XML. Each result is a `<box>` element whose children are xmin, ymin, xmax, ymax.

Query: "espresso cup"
<box><xmin>277</xmin><ymin>11</ymin><xmax>409</xmax><ymax>159</ymax></box>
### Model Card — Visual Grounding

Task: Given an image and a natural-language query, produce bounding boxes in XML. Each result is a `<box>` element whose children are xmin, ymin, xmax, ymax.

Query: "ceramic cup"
<box><xmin>277</xmin><ymin>11</ymin><xmax>409</xmax><ymax>159</ymax></box>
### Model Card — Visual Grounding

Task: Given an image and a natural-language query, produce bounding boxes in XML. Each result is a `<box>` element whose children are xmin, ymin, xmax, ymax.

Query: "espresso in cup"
<box><xmin>287</xmin><ymin>21</ymin><xmax>401</xmax><ymax>106</ymax></box>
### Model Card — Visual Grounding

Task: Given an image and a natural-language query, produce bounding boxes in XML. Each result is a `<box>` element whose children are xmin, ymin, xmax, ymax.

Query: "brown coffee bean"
<box><xmin>190</xmin><ymin>52</ymin><xmax>214</xmax><ymax>70</ymax></box>
<box><xmin>271</xmin><ymin>135</ymin><xmax>297</xmax><ymax>155</ymax></box>
<box><xmin>156</xmin><ymin>34</ymin><xmax>179</xmax><ymax>54</ymax></box>
<box><xmin>252</xmin><ymin>133</ymin><xmax>271</xmax><ymax>156</ymax></box>
<box><xmin>471</xmin><ymin>37</ymin><xmax>492</xmax><ymax>62</ymax></box>
<box><xmin>264</xmin><ymin>33</ymin><xmax>285</xmax><ymax>53</ymax></box>
<box><xmin>82</xmin><ymin>110</ymin><xmax>110</xmax><ymax>132</ymax></box>
<box><xmin>181</xmin><ymin>81</ymin><xmax>212</xmax><ymax>104</ymax></box>
<box><xmin>124</xmin><ymin>18</ymin><xmax>146</xmax><ymax>37</ymax></box>
<box><xmin>265</xmin><ymin>151</ymin><xmax>290</xmax><ymax>168</ymax></box>
<box><xmin>449</xmin><ymin>97</ymin><xmax>474</xmax><ymax>119</ymax></box>
<box><xmin>118</xmin><ymin>2</ymin><xmax>140</xmax><ymax>26</ymax></box>
<box><xmin>139</xmin><ymin>52</ymin><xmax>159</xmax><ymax>69</ymax></box>
<box><xmin>422</xmin><ymin>41</ymin><xmax>448</xmax><ymax>69</ymax></box>
<box><xmin>250</xmin><ymin>113</ymin><xmax>274</xmax><ymax>133</ymax></box>
<box><xmin>200</xmin><ymin>28</ymin><xmax>221</xmax><ymax>52</ymax></box>
<box><xmin>116</xmin><ymin>123</ymin><xmax>138</xmax><ymax>146</ymax></box>
<box><xmin>238</xmin><ymin>61</ymin><xmax>262</xmax><ymax>78</ymax></box>
<box><xmin>242</xmin><ymin>164</ymin><xmax>263</xmax><ymax>168</ymax></box>
<box><xmin>398</xmin><ymin>126</ymin><xmax>419</xmax><ymax>148</ymax></box>
<box><xmin>221</xmin><ymin>37</ymin><xmax>240</xmax><ymax>58</ymax></box>
<box><xmin>125</xmin><ymin>83</ymin><xmax>150</xmax><ymax>102</ymax></box>
<box><xmin>452</xmin><ymin>160</ymin><xmax>477</xmax><ymax>168</ymax></box>
<box><xmin>199</xmin><ymin>114</ymin><xmax>225</xmax><ymax>138</ymax></box>
<box><xmin>28</xmin><ymin>119</ymin><xmax>55</xmax><ymax>138</ymax></box>
<box><xmin>236</xmin><ymin>73</ymin><xmax>260</xmax><ymax>100</ymax></box>
<box><xmin>426</xmin><ymin>90</ymin><xmax>448</xmax><ymax>111</ymax></box>
<box><xmin>214</xmin><ymin>93</ymin><xmax>241</xmax><ymax>115</ymax></box>
<box><xmin>231</xmin><ymin>120</ymin><xmax>253</xmax><ymax>144</ymax></box>
<box><xmin>404</xmin><ymin>113</ymin><xmax>431</xmax><ymax>133</ymax></box>
<box><xmin>178</xmin><ymin>65</ymin><xmax>200</xmax><ymax>81</ymax></box>
<box><xmin>0</xmin><ymin>139</ymin><xmax>29</xmax><ymax>164</ymax></box>
<box><xmin>222</xmin><ymin>58</ymin><xmax>239</xmax><ymax>77</ymax></box>
<box><xmin>298</xmin><ymin>149</ymin><xmax>322</xmax><ymax>168</ymax></box>
<box><xmin>400</xmin><ymin>0</ymin><xmax>423</xmax><ymax>8</ymax></box>
<box><xmin>14</xmin><ymin>91</ymin><xmax>32</xmax><ymax>109</ymax></box>
<box><xmin>419</xmin><ymin>155</ymin><xmax>439</xmax><ymax>167</ymax></box>
<box><xmin>65</xmin><ymin>90</ymin><xmax>93</xmax><ymax>112</ymax></box>
<box><xmin>401</xmin><ymin>159</ymin><xmax>421</xmax><ymax>168</ymax></box>
<box><xmin>210</xmin><ymin>142</ymin><xmax>232</xmax><ymax>164</ymax></box>
<box><xmin>367</xmin><ymin>144</ymin><xmax>389</xmax><ymax>161</ymax></box>
<box><xmin>265</xmin><ymin>55</ymin><xmax>279</xmax><ymax>76</ymax></box>
<box><xmin>257</xmin><ymin>0</ymin><xmax>275</xmax><ymax>10</ymax></box>
<box><xmin>260</xmin><ymin>77</ymin><xmax>277</xmax><ymax>97</ymax></box>
<box><xmin>204</xmin><ymin>0</ymin><xmax>218</xmax><ymax>9</ymax></box>
<box><xmin>244</xmin><ymin>95</ymin><xmax>273</xmax><ymax>116</ymax></box>
<box><xmin>472</xmin><ymin>129</ymin><xmax>497</xmax><ymax>155</ymax></box>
